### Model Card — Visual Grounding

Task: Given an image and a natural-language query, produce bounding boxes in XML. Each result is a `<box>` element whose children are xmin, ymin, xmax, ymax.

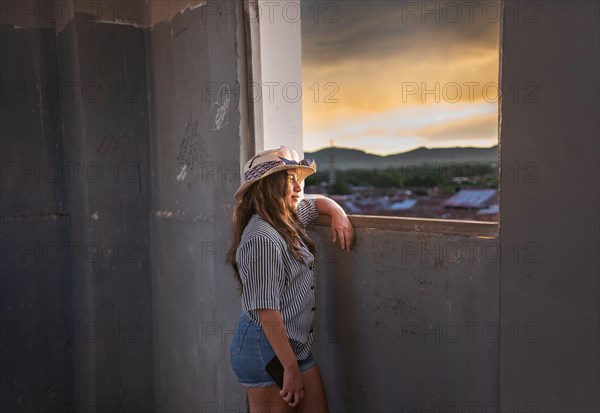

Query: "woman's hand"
<box><xmin>280</xmin><ymin>364</ymin><xmax>304</xmax><ymax>407</ymax></box>
<box><xmin>331</xmin><ymin>208</ymin><xmax>354</xmax><ymax>252</ymax></box>
<box><xmin>314</xmin><ymin>196</ymin><xmax>355</xmax><ymax>252</ymax></box>
<box><xmin>256</xmin><ymin>309</ymin><xmax>304</xmax><ymax>407</ymax></box>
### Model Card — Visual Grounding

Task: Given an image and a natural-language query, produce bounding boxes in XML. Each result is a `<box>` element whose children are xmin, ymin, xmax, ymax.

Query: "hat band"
<box><xmin>243</xmin><ymin>160</ymin><xmax>284</xmax><ymax>181</ymax></box>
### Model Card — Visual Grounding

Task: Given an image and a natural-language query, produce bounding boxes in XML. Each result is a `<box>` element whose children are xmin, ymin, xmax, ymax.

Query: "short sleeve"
<box><xmin>236</xmin><ymin>236</ymin><xmax>288</xmax><ymax>312</ymax></box>
<box><xmin>296</xmin><ymin>197</ymin><xmax>319</xmax><ymax>229</ymax></box>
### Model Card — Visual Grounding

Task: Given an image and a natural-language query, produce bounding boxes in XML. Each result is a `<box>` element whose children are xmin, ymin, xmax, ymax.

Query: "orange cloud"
<box><xmin>416</xmin><ymin>113</ymin><xmax>498</xmax><ymax>142</ymax></box>
<box><xmin>301</xmin><ymin>0</ymin><xmax>500</xmax><ymax>130</ymax></box>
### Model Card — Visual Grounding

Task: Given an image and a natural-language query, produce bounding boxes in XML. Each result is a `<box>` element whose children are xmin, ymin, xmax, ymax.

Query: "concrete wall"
<box><xmin>1</xmin><ymin>0</ymin><xmax>246</xmax><ymax>411</ymax></box>
<box><xmin>1</xmin><ymin>13</ymin><xmax>154</xmax><ymax>412</ymax></box>
<box><xmin>499</xmin><ymin>1</ymin><xmax>599</xmax><ymax>411</ymax></box>
<box><xmin>145</xmin><ymin>3</ymin><xmax>246</xmax><ymax>412</ymax></box>
<box><xmin>0</xmin><ymin>0</ymin><xmax>206</xmax><ymax>31</ymax></box>
<box><xmin>58</xmin><ymin>16</ymin><xmax>154</xmax><ymax>411</ymax></box>
<box><xmin>310</xmin><ymin>229</ymin><xmax>500</xmax><ymax>412</ymax></box>
<box><xmin>1</xmin><ymin>24</ymin><xmax>75</xmax><ymax>411</ymax></box>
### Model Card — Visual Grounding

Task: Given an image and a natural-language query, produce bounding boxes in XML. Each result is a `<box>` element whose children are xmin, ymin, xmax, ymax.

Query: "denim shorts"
<box><xmin>230</xmin><ymin>311</ymin><xmax>316</xmax><ymax>388</ymax></box>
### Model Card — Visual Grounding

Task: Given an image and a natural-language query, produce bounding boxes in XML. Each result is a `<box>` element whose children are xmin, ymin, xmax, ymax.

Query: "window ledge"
<box><xmin>314</xmin><ymin>214</ymin><xmax>498</xmax><ymax>238</ymax></box>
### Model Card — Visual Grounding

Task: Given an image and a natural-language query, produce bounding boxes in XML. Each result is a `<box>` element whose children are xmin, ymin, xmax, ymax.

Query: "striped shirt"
<box><xmin>236</xmin><ymin>197</ymin><xmax>320</xmax><ymax>360</ymax></box>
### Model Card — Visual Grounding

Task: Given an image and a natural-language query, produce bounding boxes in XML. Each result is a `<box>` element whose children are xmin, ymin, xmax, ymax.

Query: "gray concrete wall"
<box><xmin>310</xmin><ymin>229</ymin><xmax>500</xmax><ymax>412</ymax></box>
<box><xmin>499</xmin><ymin>1</ymin><xmax>599</xmax><ymax>411</ymax></box>
<box><xmin>145</xmin><ymin>3</ymin><xmax>246</xmax><ymax>412</ymax></box>
<box><xmin>1</xmin><ymin>1</ymin><xmax>246</xmax><ymax>411</ymax></box>
<box><xmin>1</xmin><ymin>13</ymin><xmax>155</xmax><ymax>412</ymax></box>
<box><xmin>0</xmin><ymin>24</ymin><xmax>75</xmax><ymax>411</ymax></box>
<box><xmin>57</xmin><ymin>16</ymin><xmax>154</xmax><ymax>411</ymax></box>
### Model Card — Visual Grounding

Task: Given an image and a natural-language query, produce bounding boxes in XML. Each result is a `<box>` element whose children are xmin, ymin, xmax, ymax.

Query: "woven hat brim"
<box><xmin>234</xmin><ymin>164</ymin><xmax>316</xmax><ymax>203</ymax></box>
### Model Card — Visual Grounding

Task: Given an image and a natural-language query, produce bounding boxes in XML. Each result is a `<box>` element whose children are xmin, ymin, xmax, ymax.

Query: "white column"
<box><xmin>256</xmin><ymin>0</ymin><xmax>304</xmax><ymax>157</ymax></box>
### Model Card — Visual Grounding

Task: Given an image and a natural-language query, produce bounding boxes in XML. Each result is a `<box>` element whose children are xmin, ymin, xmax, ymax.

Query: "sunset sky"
<box><xmin>301</xmin><ymin>0</ymin><xmax>500</xmax><ymax>155</ymax></box>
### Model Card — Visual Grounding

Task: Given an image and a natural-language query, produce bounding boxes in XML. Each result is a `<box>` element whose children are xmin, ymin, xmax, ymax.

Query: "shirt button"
<box><xmin>311</xmin><ymin>285</ymin><xmax>315</xmax><ymax>290</ymax></box>
<box><xmin>311</xmin><ymin>307</ymin><xmax>316</xmax><ymax>311</ymax></box>
<box><xmin>310</xmin><ymin>328</ymin><xmax>314</xmax><ymax>333</ymax></box>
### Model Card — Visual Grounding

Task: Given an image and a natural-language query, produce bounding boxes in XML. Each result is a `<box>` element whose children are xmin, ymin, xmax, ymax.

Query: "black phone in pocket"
<box><xmin>265</xmin><ymin>355</ymin><xmax>285</xmax><ymax>389</ymax></box>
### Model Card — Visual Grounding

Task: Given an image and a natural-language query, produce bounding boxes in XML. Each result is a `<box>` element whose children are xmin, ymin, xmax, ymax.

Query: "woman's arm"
<box><xmin>257</xmin><ymin>308</ymin><xmax>304</xmax><ymax>407</ymax></box>
<box><xmin>314</xmin><ymin>197</ymin><xmax>355</xmax><ymax>252</ymax></box>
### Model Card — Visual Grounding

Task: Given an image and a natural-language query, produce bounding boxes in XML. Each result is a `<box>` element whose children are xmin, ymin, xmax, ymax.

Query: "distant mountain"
<box><xmin>304</xmin><ymin>145</ymin><xmax>498</xmax><ymax>170</ymax></box>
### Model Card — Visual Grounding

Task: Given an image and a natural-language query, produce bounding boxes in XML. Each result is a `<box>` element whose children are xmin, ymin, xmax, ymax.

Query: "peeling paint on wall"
<box><xmin>153</xmin><ymin>209</ymin><xmax>210</xmax><ymax>223</ymax></box>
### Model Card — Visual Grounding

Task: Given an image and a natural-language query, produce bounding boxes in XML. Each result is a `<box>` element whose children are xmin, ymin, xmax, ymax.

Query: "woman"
<box><xmin>228</xmin><ymin>145</ymin><xmax>354</xmax><ymax>412</ymax></box>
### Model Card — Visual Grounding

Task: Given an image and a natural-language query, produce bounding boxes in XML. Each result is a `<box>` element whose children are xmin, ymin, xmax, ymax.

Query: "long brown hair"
<box><xmin>228</xmin><ymin>170</ymin><xmax>317</xmax><ymax>295</ymax></box>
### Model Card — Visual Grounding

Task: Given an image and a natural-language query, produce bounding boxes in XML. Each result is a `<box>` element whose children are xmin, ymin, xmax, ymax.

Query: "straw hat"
<box><xmin>234</xmin><ymin>145</ymin><xmax>317</xmax><ymax>203</ymax></box>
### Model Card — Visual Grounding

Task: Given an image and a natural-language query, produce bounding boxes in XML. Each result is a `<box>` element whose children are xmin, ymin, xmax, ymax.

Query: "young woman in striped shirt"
<box><xmin>229</xmin><ymin>146</ymin><xmax>354</xmax><ymax>412</ymax></box>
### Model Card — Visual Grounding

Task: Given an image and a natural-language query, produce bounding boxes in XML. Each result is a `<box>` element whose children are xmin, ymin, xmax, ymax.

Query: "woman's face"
<box><xmin>284</xmin><ymin>169</ymin><xmax>303</xmax><ymax>210</ymax></box>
